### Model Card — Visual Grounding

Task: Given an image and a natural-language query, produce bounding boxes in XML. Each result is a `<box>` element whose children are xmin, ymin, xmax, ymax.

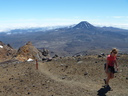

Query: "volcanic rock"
<box><xmin>16</xmin><ymin>41</ymin><xmax>44</xmax><ymax>61</ymax></box>
<box><xmin>0</xmin><ymin>41</ymin><xmax>16</xmax><ymax>62</ymax></box>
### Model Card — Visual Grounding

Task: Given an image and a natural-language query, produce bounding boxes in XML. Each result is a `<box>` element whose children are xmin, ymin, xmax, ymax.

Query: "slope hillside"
<box><xmin>0</xmin><ymin>41</ymin><xmax>16</xmax><ymax>62</ymax></box>
<box><xmin>0</xmin><ymin>54</ymin><xmax>128</xmax><ymax>96</ymax></box>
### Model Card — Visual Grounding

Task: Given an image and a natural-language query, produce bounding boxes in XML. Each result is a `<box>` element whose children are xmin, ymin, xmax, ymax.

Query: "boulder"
<box><xmin>42</xmin><ymin>48</ymin><xmax>49</xmax><ymax>56</ymax></box>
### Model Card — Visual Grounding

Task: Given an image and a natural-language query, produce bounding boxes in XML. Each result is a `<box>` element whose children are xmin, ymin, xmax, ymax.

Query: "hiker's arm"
<box><xmin>115</xmin><ymin>60</ymin><xmax>118</xmax><ymax>70</ymax></box>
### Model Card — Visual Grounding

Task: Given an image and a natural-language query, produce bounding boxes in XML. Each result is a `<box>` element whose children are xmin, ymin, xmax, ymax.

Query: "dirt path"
<box><xmin>38</xmin><ymin>61</ymin><xmax>128</xmax><ymax>96</ymax></box>
<box><xmin>38</xmin><ymin>62</ymin><xmax>101</xmax><ymax>92</ymax></box>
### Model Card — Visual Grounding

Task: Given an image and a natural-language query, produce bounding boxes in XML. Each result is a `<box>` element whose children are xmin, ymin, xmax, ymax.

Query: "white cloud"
<box><xmin>112</xmin><ymin>16</ymin><xmax>128</xmax><ymax>19</ymax></box>
<box><xmin>0</xmin><ymin>18</ymin><xmax>128</xmax><ymax>32</ymax></box>
<box><xmin>93</xmin><ymin>22</ymin><xmax>128</xmax><ymax>29</ymax></box>
<box><xmin>112</xmin><ymin>16</ymin><xmax>123</xmax><ymax>18</ymax></box>
<box><xmin>0</xmin><ymin>18</ymin><xmax>81</xmax><ymax>32</ymax></box>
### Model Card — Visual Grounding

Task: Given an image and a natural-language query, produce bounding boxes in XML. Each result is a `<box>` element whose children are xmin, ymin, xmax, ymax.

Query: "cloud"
<box><xmin>112</xmin><ymin>16</ymin><xmax>128</xmax><ymax>19</ymax></box>
<box><xmin>112</xmin><ymin>16</ymin><xmax>123</xmax><ymax>18</ymax></box>
<box><xmin>0</xmin><ymin>18</ymin><xmax>128</xmax><ymax>32</ymax></box>
<box><xmin>93</xmin><ymin>22</ymin><xmax>128</xmax><ymax>29</ymax></box>
<box><xmin>0</xmin><ymin>18</ymin><xmax>82</xmax><ymax>32</ymax></box>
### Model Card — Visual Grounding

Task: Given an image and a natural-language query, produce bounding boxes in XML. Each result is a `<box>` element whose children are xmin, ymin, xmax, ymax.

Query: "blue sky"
<box><xmin>0</xmin><ymin>0</ymin><xmax>128</xmax><ymax>31</ymax></box>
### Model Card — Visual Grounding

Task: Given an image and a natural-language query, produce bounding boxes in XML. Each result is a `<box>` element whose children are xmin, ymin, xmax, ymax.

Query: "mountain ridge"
<box><xmin>1</xmin><ymin>21</ymin><xmax>128</xmax><ymax>34</ymax></box>
<box><xmin>0</xmin><ymin>21</ymin><xmax>128</xmax><ymax>56</ymax></box>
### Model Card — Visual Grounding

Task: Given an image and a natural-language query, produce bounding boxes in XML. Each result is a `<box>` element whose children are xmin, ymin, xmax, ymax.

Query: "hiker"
<box><xmin>104</xmin><ymin>48</ymin><xmax>118</xmax><ymax>86</ymax></box>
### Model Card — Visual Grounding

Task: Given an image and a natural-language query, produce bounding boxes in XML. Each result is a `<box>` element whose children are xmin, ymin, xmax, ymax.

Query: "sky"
<box><xmin>0</xmin><ymin>0</ymin><xmax>128</xmax><ymax>32</ymax></box>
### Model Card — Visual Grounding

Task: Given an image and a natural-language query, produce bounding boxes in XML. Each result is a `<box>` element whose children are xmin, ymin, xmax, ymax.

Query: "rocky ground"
<box><xmin>0</xmin><ymin>54</ymin><xmax>128</xmax><ymax>96</ymax></box>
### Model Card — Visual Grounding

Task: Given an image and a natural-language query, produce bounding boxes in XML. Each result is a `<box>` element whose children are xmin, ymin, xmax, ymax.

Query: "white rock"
<box><xmin>0</xmin><ymin>45</ymin><xmax>3</xmax><ymax>48</ymax></box>
<box><xmin>27</xmin><ymin>58</ymin><xmax>33</xmax><ymax>62</ymax></box>
<box><xmin>77</xmin><ymin>61</ymin><xmax>83</xmax><ymax>64</ymax></box>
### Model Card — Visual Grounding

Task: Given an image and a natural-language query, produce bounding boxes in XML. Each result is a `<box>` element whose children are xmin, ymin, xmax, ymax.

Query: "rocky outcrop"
<box><xmin>0</xmin><ymin>41</ymin><xmax>16</xmax><ymax>62</ymax></box>
<box><xmin>0</xmin><ymin>41</ymin><xmax>51</xmax><ymax>62</ymax></box>
<box><xmin>41</xmin><ymin>48</ymin><xmax>49</xmax><ymax>56</ymax></box>
<box><xmin>16</xmin><ymin>41</ymin><xmax>44</xmax><ymax>61</ymax></box>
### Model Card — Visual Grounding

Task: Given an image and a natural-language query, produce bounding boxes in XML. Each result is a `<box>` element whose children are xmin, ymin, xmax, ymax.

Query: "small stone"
<box><xmin>20</xmin><ymin>80</ymin><xmax>24</xmax><ymax>82</ymax></box>
<box><xmin>84</xmin><ymin>72</ymin><xmax>88</xmax><ymax>76</ymax></box>
<box><xmin>28</xmin><ymin>92</ymin><xmax>31</xmax><ymax>94</ymax></box>
<box><xmin>47</xmin><ymin>80</ymin><xmax>50</xmax><ymax>83</ymax></box>
<box><xmin>77</xmin><ymin>61</ymin><xmax>83</xmax><ymax>64</ymax></box>
<box><xmin>42</xmin><ymin>84</ymin><xmax>45</xmax><ymax>86</ymax></box>
<box><xmin>77</xmin><ymin>58</ymin><xmax>81</xmax><ymax>62</ymax></box>
<box><xmin>62</xmin><ymin>77</ymin><xmax>65</xmax><ymax>79</ymax></box>
<box><xmin>65</xmin><ymin>65</ymin><xmax>68</xmax><ymax>68</ymax></box>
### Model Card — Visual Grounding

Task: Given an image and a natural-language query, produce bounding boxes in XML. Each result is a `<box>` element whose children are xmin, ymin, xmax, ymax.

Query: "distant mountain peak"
<box><xmin>73</xmin><ymin>21</ymin><xmax>95</xmax><ymax>29</ymax></box>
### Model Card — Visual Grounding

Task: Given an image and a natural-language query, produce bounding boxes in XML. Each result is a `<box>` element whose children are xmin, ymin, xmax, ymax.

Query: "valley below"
<box><xmin>1</xmin><ymin>21</ymin><xmax>128</xmax><ymax>56</ymax></box>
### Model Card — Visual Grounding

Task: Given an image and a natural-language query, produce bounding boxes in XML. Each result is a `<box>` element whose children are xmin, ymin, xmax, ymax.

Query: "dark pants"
<box><xmin>108</xmin><ymin>66</ymin><xmax>115</xmax><ymax>73</ymax></box>
<box><xmin>104</xmin><ymin>63</ymin><xmax>115</xmax><ymax>73</ymax></box>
